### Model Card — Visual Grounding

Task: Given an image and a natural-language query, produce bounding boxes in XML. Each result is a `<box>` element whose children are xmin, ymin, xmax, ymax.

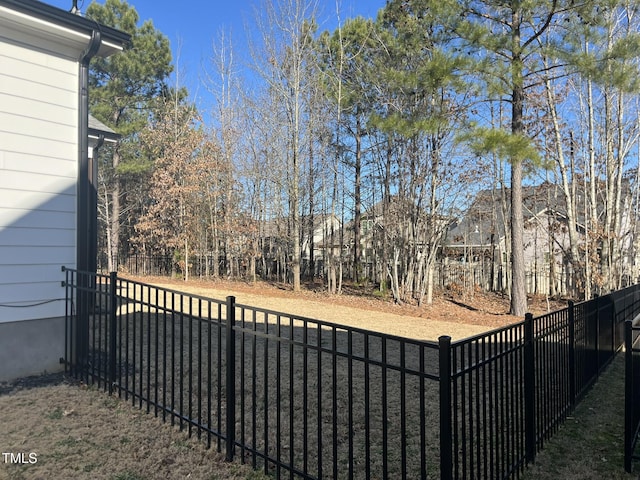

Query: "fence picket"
<box><xmin>524</xmin><ymin>313</ymin><xmax>535</xmax><ymax>464</ymax></box>
<box><xmin>109</xmin><ymin>271</ymin><xmax>117</xmax><ymax>395</ymax></box>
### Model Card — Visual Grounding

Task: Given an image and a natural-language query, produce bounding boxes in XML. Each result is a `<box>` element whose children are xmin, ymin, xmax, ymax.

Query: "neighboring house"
<box><xmin>442</xmin><ymin>182</ymin><xmax>609</xmax><ymax>294</ymax></box>
<box><xmin>0</xmin><ymin>0</ymin><xmax>129</xmax><ymax>381</ymax></box>
<box><xmin>300</xmin><ymin>214</ymin><xmax>342</xmax><ymax>273</ymax></box>
<box><xmin>350</xmin><ymin>197</ymin><xmax>450</xmax><ymax>274</ymax></box>
<box><xmin>260</xmin><ymin>214</ymin><xmax>342</xmax><ymax>277</ymax></box>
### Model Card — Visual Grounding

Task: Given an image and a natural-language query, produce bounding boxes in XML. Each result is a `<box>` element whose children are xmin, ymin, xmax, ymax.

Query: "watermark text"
<box><xmin>2</xmin><ymin>452</ymin><xmax>38</xmax><ymax>464</ymax></box>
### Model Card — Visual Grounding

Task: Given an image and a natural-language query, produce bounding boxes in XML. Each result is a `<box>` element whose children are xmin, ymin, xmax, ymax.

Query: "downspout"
<box><xmin>77</xmin><ymin>28</ymin><xmax>101</xmax><ymax>274</ymax></box>
<box><xmin>76</xmin><ymin>29</ymin><xmax>101</xmax><ymax>375</ymax></box>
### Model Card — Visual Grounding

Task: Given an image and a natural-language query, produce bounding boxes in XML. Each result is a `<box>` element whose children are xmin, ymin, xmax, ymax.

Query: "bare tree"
<box><xmin>206</xmin><ymin>29</ymin><xmax>244</xmax><ymax>278</ymax></box>
<box><xmin>249</xmin><ymin>0</ymin><xmax>319</xmax><ymax>291</ymax></box>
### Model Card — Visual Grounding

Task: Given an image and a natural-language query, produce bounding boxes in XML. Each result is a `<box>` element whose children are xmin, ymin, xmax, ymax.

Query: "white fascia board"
<box><xmin>0</xmin><ymin>6</ymin><xmax>88</xmax><ymax>49</ymax></box>
<box><xmin>101</xmin><ymin>40</ymin><xmax>124</xmax><ymax>55</ymax></box>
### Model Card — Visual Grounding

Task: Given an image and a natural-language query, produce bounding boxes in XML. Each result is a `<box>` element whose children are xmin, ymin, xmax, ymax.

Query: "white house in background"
<box><xmin>0</xmin><ymin>0</ymin><xmax>129</xmax><ymax>382</ymax></box>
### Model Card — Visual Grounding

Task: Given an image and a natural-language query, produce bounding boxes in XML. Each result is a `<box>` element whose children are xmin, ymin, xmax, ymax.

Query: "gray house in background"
<box><xmin>443</xmin><ymin>183</ymin><xmax>589</xmax><ymax>295</ymax></box>
<box><xmin>0</xmin><ymin>0</ymin><xmax>129</xmax><ymax>381</ymax></box>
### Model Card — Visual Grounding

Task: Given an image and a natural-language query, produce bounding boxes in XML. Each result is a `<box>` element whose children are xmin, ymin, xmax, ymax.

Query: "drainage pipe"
<box><xmin>76</xmin><ymin>28</ymin><xmax>101</xmax><ymax>375</ymax></box>
<box><xmin>77</xmin><ymin>28</ymin><xmax>101</xmax><ymax>274</ymax></box>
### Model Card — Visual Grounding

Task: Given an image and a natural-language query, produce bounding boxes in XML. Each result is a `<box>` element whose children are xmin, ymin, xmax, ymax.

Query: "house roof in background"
<box><xmin>88</xmin><ymin>115</ymin><xmax>119</xmax><ymax>144</ymax></box>
<box><xmin>444</xmin><ymin>182</ymin><xmax>585</xmax><ymax>247</ymax></box>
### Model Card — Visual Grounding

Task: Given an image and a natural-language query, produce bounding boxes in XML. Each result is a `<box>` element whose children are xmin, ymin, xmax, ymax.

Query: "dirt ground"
<box><xmin>132</xmin><ymin>275</ymin><xmax>566</xmax><ymax>341</ymax></box>
<box><xmin>0</xmin><ymin>279</ymin><xmax>567</xmax><ymax>480</ymax></box>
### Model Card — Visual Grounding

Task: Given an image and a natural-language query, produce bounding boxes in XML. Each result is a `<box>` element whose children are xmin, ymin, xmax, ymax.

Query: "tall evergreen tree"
<box><xmin>442</xmin><ymin>0</ymin><xmax>640</xmax><ymax>308</ymax></box>
<box><xmin>438</xmin><ymin>0</ymin><xmax>573</xmax><ymax>315</ymax></box>
<box><xmin>87</xmin><ymin>0</ymin><xmax>173</xmax><ymax>271</ymax></box>
<box><xmin>372</xmin><ymin>0</ymin><xmax>470</xmax><ymax>304</ymax></box>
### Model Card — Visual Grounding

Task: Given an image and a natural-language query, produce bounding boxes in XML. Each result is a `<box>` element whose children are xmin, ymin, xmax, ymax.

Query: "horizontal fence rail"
<box><xmin>62</xmin><ymin>267</ymin><xmax>640</xmax><ymax>479</ymax></box>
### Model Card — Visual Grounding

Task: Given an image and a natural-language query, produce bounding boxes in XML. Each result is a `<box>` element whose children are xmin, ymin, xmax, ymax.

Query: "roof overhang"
<box><xmin>0</xmin><ymin>0</ymin><xmax>129</xmax><ymax>58</ymax></box>
<box><xmin>88</xmin><ymin>114</ymin><xmax>119</xmax><ymax>149</ymax></box>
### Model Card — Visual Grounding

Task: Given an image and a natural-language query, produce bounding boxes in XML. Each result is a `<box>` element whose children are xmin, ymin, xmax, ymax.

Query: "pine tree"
<box><xmin>441</xmin><ymin>0</ymin><xmax>571</xmax><ymax>315</ymax></box>
<box><xmin>87</xmin><ymin>0</ymin><xmax>173</xmax><ymax>271</ymax></box>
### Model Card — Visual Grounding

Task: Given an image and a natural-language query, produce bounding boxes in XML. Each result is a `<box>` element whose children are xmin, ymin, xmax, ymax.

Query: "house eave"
<box><xmin>0</xmin><ymin>0</ymin><xmax>129</xmax><ymax>57</ymax></box>
<box><xmin>444</xmin><ymin>244</ymin><xmax>494</xmax><ymax>249</ymax></box>
<box><xmin>88</xmin><ymin>132</ymin><xmax>118</xmax><ymax>142</ymax></box>
<box><xmin>88</xmin><ymin>115</ymin><xmax>120</xmax><ymax>145</ymax></box>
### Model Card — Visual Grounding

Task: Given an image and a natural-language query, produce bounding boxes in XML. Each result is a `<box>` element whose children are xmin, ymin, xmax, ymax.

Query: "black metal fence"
<box><xmin>98</xmin><ymin>253</ymin><xmax>176</xmax><ymax>277</ymax></box>
<box><xmin>62</xmin><ymin>267</ymin><xmax>640</xmax><ymax>479</ymax></box>
<box><xmin>625</xmin><ymin>307</ymin><xmax>640</xmax><ymax>472</ymax></box>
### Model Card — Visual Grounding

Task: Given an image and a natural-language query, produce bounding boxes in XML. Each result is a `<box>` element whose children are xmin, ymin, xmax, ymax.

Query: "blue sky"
<box><xmin>46</xmin><ymin>0</ymin><xmax>386</xmax><ymax>109</ymax></box>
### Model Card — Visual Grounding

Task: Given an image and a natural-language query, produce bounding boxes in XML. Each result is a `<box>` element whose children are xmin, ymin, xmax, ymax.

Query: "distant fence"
<box><xmin>434</xmin><ymin>260</ymin><xmax>574</xmax><ymax>296</ymax></box>
<box><xmin>99</xmin><ymin>254</ymin><xmax>177</xmax><ymax>277</ymax></box>
<box><xmin>105</xmin><ymin>254</ymin><xmax>575</xmax><ymax>297</ymax></box>
<box><xmin>63</xmin><ymin>267</ymin><xmax>640</xmax><ymax>479</ymax></box>
<box><xmin>100</xmin><ymin>253</ymin><xmax>279</xmax><ymax>280</ymax></box>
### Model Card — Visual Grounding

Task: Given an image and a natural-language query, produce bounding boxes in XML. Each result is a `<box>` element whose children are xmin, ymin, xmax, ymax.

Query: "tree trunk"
<box><xmin>291</xmin><ymin>158</ymin><xmax>301</xmax><ymax>292</ymax></box>
<box><xmin>102</xmin><ymin>181</ymin><xmax>114</xmax><ymax>273</ymax></box>
<box><xmin>109</xmin><ymin>149</ymin><xmax>121</xmax><ymax>272</ymax></box>
<box><xmin>510</xmin><ymin>158</ymin><xmax>526</xmax><ymax>316</ymax></box>
<box><xmin>388</xmin><ymin>247</ymin><xmax>401</xmax><ymax>303</ymax></box>
<box><xmin>586</xmin><ymin>73</ymin><xmax>597</xmax><ymax>298</ymax></box>
<box><xmin>509</xmin><ymin>10</ymin><xmax>527</xmax><ymax>316</ymax></box>
<box><xmin>184</xmin><ymin>237</ymin><xmax>189</xmax><ymax>282</ymax></box>
<box><xmin>308</xmin><ymin>145</ymin><xmax>315</xmax><ymax>280</ymax></box>
<box><xmin>353</xmin><ymin>116</ymin><xmax>363</xmax><ymax>282</ymax></box>
<box><xmin>211</xmin><ymin>203</ymin><xmax>220</xmax><ymax>279</ymax></box>
<box><xmin>545</xmin><ymin>74</ymin><xmax>581</xmax><ymax>297</ymax></box>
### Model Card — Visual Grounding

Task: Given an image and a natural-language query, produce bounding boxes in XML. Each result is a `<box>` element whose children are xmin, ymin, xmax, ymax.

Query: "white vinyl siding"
<box><xmin>0</xmin><ymin>37</ymin><xmax>77</xmax><ymax>323</ymax></box>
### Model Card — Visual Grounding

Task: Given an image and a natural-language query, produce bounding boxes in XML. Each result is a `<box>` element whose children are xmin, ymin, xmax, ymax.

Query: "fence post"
<box><xmin>595</xmin><ymin>295</ymin><xmax>601</xmax><ymax>374</ymax></box>
<box><xmin>108</xmin><ymin>271</ymin><xmax>118</xmax><ymax>395</ymax></box>
<box><xmin>62</xmin><ymin>266</ymin><xmax>73</xmax><ymax>375</ymax></box>
<box><xmin>524</xmin><ymin>312</ymin><xmax>536</xmax><ymax>464</ymax></box>
<box><xmin>75</xmin><ymin>270</ymin><xmax>90</xmax><ymax>382</ymax></box>
<box><xmin>568</xmin><ymin>301</ymin><xmax>576</xmax><ymax>407</ymax></box>
<box><xmin>439</xmin><ymin>335</ymin><xmax>453</xmax><ymax>480</ymax></box>
<box><xmin>625</xmin><ymin>319</ymin><xmax>635</xmax><ymax>472</ymax></box>
<box><xmin>225</xmin><ymin>296</ymin><xmax>237</xmax><ymax>462</ymax></box>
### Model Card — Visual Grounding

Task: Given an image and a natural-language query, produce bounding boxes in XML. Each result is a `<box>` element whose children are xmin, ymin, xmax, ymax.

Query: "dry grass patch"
<box><xmin>0</xmin><ymin>378</ymin><xmax>268</xmax><ymax>480</ymax></box>
<box><xmin>522</xmin><ymin>355</ymin><xmax>635</xmax><ymax>480</ymax></box>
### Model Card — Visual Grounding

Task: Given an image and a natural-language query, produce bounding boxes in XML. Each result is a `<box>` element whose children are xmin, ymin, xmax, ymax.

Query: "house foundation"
<box><xmin>0</xmin><ymin>317</ymin><xmax>65</xmax><ymax>382</ymax></box>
